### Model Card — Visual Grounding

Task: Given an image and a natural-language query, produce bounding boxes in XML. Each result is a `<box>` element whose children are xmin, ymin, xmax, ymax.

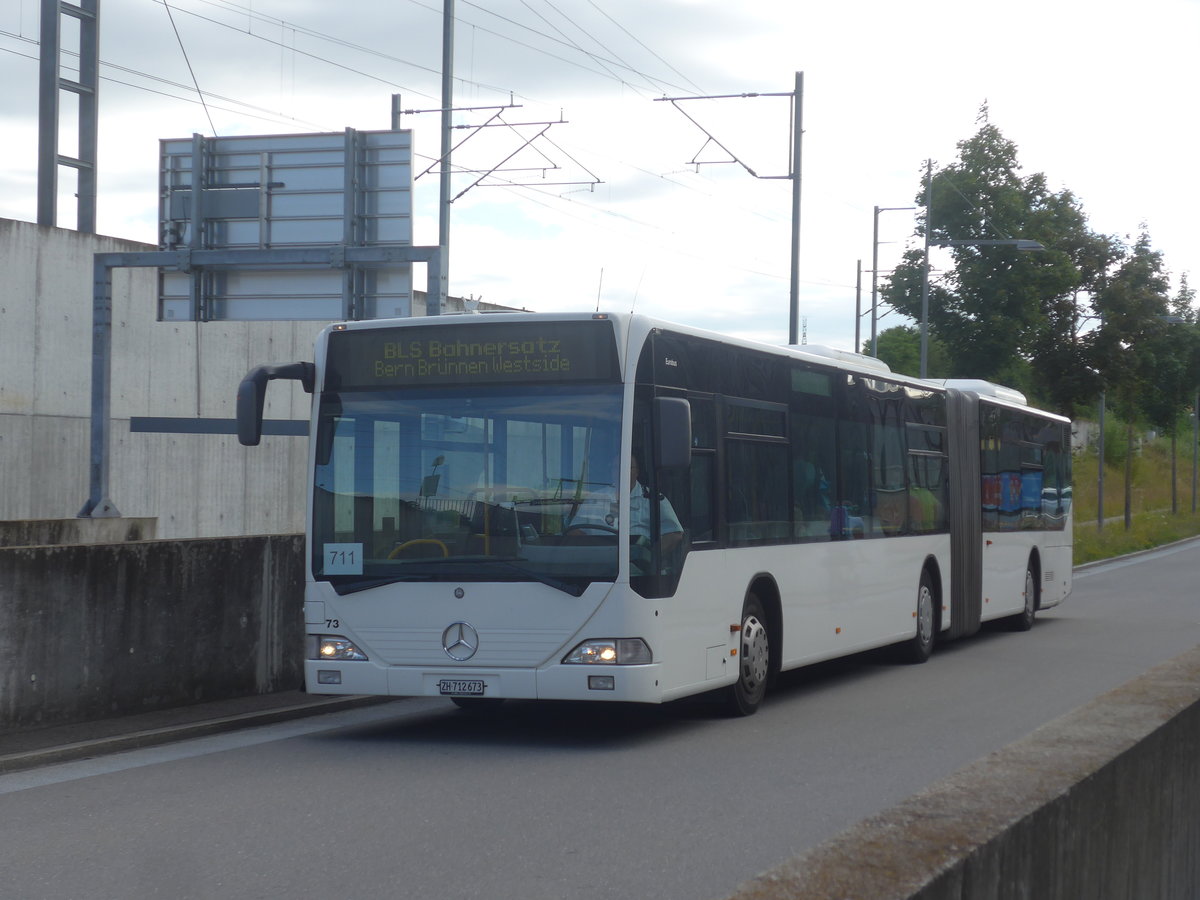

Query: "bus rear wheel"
<box><xmin>725</xmin><ymin>593</ymin><xmax>770</xmax><ymax>716</ymax></box>
<box><xmin>898</xmin><ymin>569</ymin><xmax>936</xmax><ymax>664</ymax></box>
<box><xmin>1008</xmin><ymin>561</ymin><xmax>1038</xmax><ymax>631</ymax></box>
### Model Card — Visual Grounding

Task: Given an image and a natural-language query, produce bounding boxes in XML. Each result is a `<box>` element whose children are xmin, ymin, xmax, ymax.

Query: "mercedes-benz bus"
<box><xmin>237</xmin><ymin>312</ymin><xmax>1072</xmax><ymax>715</ymax></box>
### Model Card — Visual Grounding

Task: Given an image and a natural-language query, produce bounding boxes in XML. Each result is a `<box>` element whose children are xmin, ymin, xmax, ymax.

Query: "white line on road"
<box><xmin>0</xmin><ymin>701</ymin><xmax>427</xmax><ymax>797</ymax></box>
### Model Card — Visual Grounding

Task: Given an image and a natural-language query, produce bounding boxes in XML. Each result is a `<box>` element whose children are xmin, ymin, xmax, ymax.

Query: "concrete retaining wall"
<box><xmin>728</xmin><ymin>645</ymin><xmax>1200</xmax><ymax>900</ymax></box>
<box><xmin>0</xmin><ymin>535</ymin><xmax>304</xmax><ymax>730</ymax></box>
<box><xmin>0</xmin><ymin>517</ymin><xmax>157</xmax><ymax>547</ymax></box>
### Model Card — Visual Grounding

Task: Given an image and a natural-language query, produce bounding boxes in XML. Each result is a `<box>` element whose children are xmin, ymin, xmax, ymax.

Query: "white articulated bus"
<box><xmin>238</xmin><ymin>312</ymin><xmax>1072</xmax><ymax>715</ymax></box>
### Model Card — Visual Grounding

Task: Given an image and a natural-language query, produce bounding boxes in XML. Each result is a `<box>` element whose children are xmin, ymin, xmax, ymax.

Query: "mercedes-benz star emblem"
<box><xmin>441</xmin><ymin>622</ymin><xmax>479</xmax><ymax>661</ymax></box>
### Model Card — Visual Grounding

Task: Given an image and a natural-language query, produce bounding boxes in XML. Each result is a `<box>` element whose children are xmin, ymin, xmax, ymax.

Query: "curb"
<box><xmin>0</xmin><ymin>695</ymin><xmax>391</xmax><ymax>776</ymax></box>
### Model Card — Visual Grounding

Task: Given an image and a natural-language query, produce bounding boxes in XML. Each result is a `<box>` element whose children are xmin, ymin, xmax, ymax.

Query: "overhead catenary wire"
<box><xmin>147</xmin><ymin>0</ymin><xmax>446</xmax><ymax>101</ymax></box>
<box><xmin>169</xmin><ymin>0</ymin><xmax>699</xmax><ymax>101</ymax></box>
<box><xmin>584</xmin><ymin>0</ymin><xmax>706</xmax><ymax>96</ymax></box>
<box><xmin>0</xmin><ymin>24</ymin><xmax>766</xmax><ymax>230</ymax></box>
<box><xmin>143</xmin><ymin>0</ymin><xmax>714</xmax><ymax>178</ymax></box>
<box><xmin>516</xmin><ymin>0</ymin><xmax>671</xmax><ymax>97</ymax></box>
<box><xmin>0</xmin><ymin>33</ymin><xmax>329</xmax><ymax>130</ymax></box>
<box><xmin>453</xmin><ymin>0</ymin><xmax>701</xmax><ymax>96</ymax></box>
<box><xmin>4</xmin><ymin>1</ymin><xmax>803</xmax><ymax>290</ymax></box>
<box><xmin>162</xmin><ymin>0</ymin><xmax>218</xmax><ymax>135</ymax></box>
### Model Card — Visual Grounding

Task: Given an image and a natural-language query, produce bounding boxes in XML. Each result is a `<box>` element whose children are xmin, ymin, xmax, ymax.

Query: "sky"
<box><xmin>1</xmin><ymin>0</ymin><xmax>1197</xmax><ymax>351</ymax></box>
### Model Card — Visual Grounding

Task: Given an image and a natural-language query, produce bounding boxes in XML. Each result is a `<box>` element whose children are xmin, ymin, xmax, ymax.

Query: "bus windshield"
<box><xmin>311</xmin><ymin>383</ymin><xmax>624</xmax><ymax>595</ymax></box>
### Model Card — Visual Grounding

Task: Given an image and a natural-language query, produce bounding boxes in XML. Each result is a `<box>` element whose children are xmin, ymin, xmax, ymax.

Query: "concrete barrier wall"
<box><xmin>0</xmin><ymin>517</ymin><xmax>157</xmax><ymax>548</ymax></box>
<box><xmin>0</xmin><ymin>535</ymin><xmax>304</xmax><ymax>730</ymax></box>
<box><xmin>728</xmin><ymin>645</ymin><xmax>1200</xmax><ymax>900</ymax></box>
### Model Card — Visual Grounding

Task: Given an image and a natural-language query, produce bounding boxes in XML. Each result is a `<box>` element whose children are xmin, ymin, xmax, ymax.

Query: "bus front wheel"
<box><xmin>725</xmin><ymin>593</ymin><xmax>770</xmax><ymax>716</ymax></box>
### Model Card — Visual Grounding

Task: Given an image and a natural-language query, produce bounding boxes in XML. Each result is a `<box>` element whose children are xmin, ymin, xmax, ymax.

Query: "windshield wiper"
<box><xmin>328</xmin><ymin>574</ymin><xmax>432</xmax><ymax>595</ymax></box>
<box><xmin>325</xmin><ymin>559</ymin><xmax>586</xmax><ymax>597</ymax></box>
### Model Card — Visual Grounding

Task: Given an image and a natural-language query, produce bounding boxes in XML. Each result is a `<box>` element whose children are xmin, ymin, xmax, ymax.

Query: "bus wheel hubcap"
<box><xmin>917</xmin><ymin>585</ymin><xmax>934</xmax><ymax>644</ymax></box>
<box><xmin>741</xmin><ymin>615</ymin><xmax>769</xmax><ymax>690</ymax></box>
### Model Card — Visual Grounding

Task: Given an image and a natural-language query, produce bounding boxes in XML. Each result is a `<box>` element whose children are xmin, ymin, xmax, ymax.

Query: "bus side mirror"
<box><xmin>237</xmin><ymin>362</ymin><xmax>314</xmax><ymax>446</ymax></box>
<box><xmin>654</xmin><ymin>397</ymin><xmax>691</xmax><ymax>469</ymax></box>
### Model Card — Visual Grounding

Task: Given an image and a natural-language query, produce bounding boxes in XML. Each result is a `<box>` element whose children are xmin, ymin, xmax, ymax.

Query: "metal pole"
<box><xmin>1124</xmin><ymin>421</ymin><xmax>1133</xmax><ymax>531</ymax></box>
<box><xmin>1193</xmin><ymin>388</ymin><xmax>1198</xmax><ymax>514</ymax></box>
<box><xmin>1171</xmin><ymin>428</ymin><xmax>1178</xmax><ymax>515</ymax></box>
<box><xmin>870</xmin><ymin>207</ymin><xmax>880</xmax><ymax>356</ymax></box>
<box><xmin>37</xmin><ymin>0</ymin><xmax>60</xmax><ymax>226</ymax></box>
<box><xmin>434</xmin><ymin>0</ymin><xmax>454</xmax><ymax>316</ymax></box>
<box><xmin>788</xmin><ymin>72</ymin><xmax>803</xmax><ymax>345</ymax></box>
<box><xmin>869</xmin><ymin>206</ymin><xmax>914</xmax><ymax>358</ymax></box>
<box><xmin>427</xmin><ymin>247</ymin><xmax>442</xmax><ymax>314</ymax></box>
<box><xmin>78</xmin><ymin>253</ymin><xmax>120</xmax><ymax>517</ymax></box>
<box><xmin>76</xmin><ymin>0</ymin><xmax>99</xmax><ymax>234</ymax></box>
<box><xmin>854</xmin><ymin>259</ymin><xmax>862</xmax><ymax>351</ymax></box>
<box><xmin>919</xmin><ymin>159</ymin><xmax>932</xmax><ymax>378</ymax></box>
<box><xmin>1097</xmin><ymin>391</ymin><xmax>1105</xmax><ymax>531</ymax></box>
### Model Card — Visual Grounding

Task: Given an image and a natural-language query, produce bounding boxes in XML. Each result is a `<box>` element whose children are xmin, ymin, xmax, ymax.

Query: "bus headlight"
<box><xmin>563</xmin><ymin>639</ymin><xmax>652</xmax><ymax>665</ymax></box>
<box><xmin>313</xmin><ymin>636</ymin><xmax>368</xmax><ymax>661</ymax></box>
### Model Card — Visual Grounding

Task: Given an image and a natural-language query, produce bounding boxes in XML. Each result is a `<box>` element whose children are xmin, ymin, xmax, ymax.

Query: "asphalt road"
<box><xmin>3</xmin><ymin>538</ymin><xmax>1198</xmax><ymax>900</ymax></box>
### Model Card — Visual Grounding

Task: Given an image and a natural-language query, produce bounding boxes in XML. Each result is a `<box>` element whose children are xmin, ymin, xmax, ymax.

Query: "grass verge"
<box><xmin>1072</xmin><ymin>438</ymin><xmax>1200</xmax><ymax>564</ymax></box>
<box><xmin>1075</xmin><ymin>510</ymin><xmax>1200</xmax><ymax>565</ymax></box>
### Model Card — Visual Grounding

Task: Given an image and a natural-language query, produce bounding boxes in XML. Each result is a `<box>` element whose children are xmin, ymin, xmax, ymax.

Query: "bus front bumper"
<box><xmin>304</xmin><ymin>659</ymin><xmax>665</xmax><ymax>704</ymax></box>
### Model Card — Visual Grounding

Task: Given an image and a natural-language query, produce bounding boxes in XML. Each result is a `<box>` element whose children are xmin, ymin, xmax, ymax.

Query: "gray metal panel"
<box><xmin>158</xmin><ymin>130</ymin><xmax>413</xmax><ymax>321</ymax></box>
<box><xmin>946</xmin><ymin>389</ymin><xmax>982</xmax><ymax>638</ymax></box>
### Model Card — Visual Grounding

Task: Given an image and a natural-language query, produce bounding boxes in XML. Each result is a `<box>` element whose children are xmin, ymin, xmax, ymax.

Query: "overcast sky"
<box><xmin>2</xmin><ymin>0</ymin><xmax>1196</xmax><ymax>350</ymax></box>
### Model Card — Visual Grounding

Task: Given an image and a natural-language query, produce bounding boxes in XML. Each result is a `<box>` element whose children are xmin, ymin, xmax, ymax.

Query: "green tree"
<box><xmin>1090</xmin><ymin>230</ymin><xmax>1173</xmax><ymax>527</ymax></box>
<box><xmin>882</xmin><ymin>115</ymin><xmax>1116</xmax><ymax>414</ymax></box>
<box><xmin>1156</xmin><ymin>275</ymin><xmax>1200</xmax><ymax>512</ymax></box>
<box><xmin>1172</xmin><ymin>274</ymin><xmax>1196</xmax><ymax>320</ymax></box>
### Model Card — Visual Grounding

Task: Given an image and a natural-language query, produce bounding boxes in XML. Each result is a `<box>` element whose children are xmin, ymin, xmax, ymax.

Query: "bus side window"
<box><xmin>837</xmin><ymin>416</ymin><xmax>876</xmax><ymax>538</ymax></box>
<box><xmin>790</xmin><ymin>413</ymin><xmax>835</xmax><ymax>540</ymax></box>
<box><xmin>872</xmin><ymin>397</ymin><xmax>907</xmax><ymax>536</ymax></box>
<box><xmin>726</xmin><ymin>440</ymin><xmax>790</xmax><ymax>544</ymax></box>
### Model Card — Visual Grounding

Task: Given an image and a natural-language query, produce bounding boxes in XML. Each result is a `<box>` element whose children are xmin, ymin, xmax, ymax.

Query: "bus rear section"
<box><xmin>944</xmin><ymin>384</ymin><xmax>1073</xmax><ymax>637</ymax></box>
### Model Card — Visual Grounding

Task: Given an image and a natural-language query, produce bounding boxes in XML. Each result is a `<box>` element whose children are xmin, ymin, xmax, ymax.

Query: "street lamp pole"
<box><xmin>1098</xmin><ymin>391</ymin><xmax>1105</xmax><ymax>530</ymax></box>
<box><xmin>854</xmin><ymin>259</ymin><xmax>862</xmax><ymax>350</ymax></box>
<box><xmin>789</xmin><ymin>71</ymin><xmax>804</xmax><ymax>346</ymax></box>
<box><xmin>871</xmin><ymin>205</ymin><xmax>914</xmax><ymax>357</ymax></box>
<box><xmin>919</xmin><ymin>160</ymin><xmax>933</xmax><ymax>378</ymax></box>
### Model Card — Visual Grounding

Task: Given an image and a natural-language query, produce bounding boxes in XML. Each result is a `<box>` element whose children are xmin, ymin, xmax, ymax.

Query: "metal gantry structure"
<box><xmin>656</xmin><ymin>72</ymin><xmax>804</xmax><ymax>344</ymax></box>
<box><xmin>38</xmin><ymin>0</ymin><xmax>100</xmax><ymax>232</ymax></box>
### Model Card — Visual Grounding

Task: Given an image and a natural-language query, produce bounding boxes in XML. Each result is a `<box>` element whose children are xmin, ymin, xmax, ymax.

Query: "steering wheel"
<box><xmin>388</xmin><ymin>538</ymin><xmax>449</xmax><ymax>559</ymax></box>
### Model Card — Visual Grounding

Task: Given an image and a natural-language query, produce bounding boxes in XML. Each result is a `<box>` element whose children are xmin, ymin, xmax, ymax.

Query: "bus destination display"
<box><xmin>326</xmin><ymin>319</ymin><xmax>620</xmax><ymax>388</ymax></box>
